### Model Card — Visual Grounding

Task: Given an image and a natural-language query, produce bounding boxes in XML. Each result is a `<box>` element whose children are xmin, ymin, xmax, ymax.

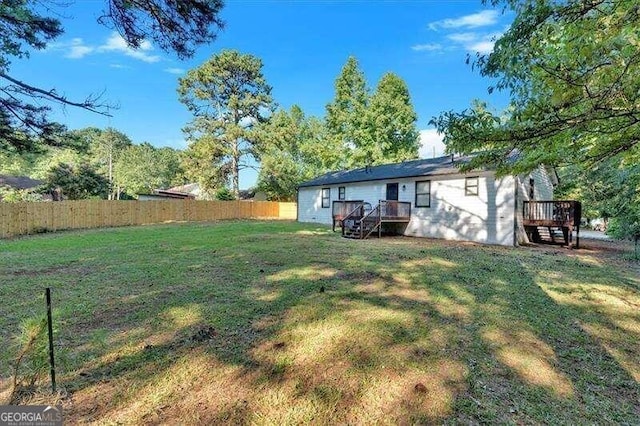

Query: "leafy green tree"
<box><xmin>255</xmin><ymin>106</ymin><xmax>339</xmax><ymax>201</ymax></box>
<box><xmin>62</xmin><ymin>127</ymin><xmax>133</xmax><ymax>198</ymax></box>
<box><xmin>326</xmin><ymin>56</ymin><xmax>368</xmax><ymax>168</ymax></box>
<box><xmin>1</xmin><ymin>0</ymin><xmax>224</xmax><ymax>152</ymax></box>
<box><xmin>0</xmin><ymin>151</ymin><xmax>36</xmax><ymax>176</ymax></box>
<box><xmin>178</xmin><ymin>50</ymin><xmax>273</xmax><ymax>197</ymax></box>
<box><xmin>326</xmin><ymin>58</ymin><xmax>420</xmax><ymax>167</ymax></box>
<box><xmin>431</xmin><ymin>0</ymin><xmax>640</xmax><ymax>175</ymax></box>
<box><xmin>44</xmin><ymin>163</ymin><xmax>109</xmax><ymax>200</ymax></box>
<box><xmin>363</xmin><ymin>73</ymin><xmax>420</xmax><ymax>164</ymax></box>
<box><xmin>30</xmin><ymin>147</ymin><xmax>85</xmax><ymax>180</ymax></box>
<box><xmin>559</xmin><ymin>151</ymin><xmax>640</xmax><ymax>257</ymax></box>
<box><xmin>91</xmin><ymin>128</ymin><xmax>133</xmax><ymax>198</ymax></box>
<box><xmin>114</xmin><ymin>143</ymin><xmax>182</xmax><ymax>196</ymax></box>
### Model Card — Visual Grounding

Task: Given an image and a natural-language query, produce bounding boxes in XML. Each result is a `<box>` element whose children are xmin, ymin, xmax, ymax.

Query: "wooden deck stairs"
<box><xmin>339</xmin><ymin>200</ymin><xmax>411</xmax><ymax>240</ymax></box>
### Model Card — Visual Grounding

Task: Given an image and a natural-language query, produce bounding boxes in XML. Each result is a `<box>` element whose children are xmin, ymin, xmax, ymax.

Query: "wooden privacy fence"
<box><xmin>0</xmin><ymin>200</ymin><xmax>297</xmax><ymax>238</ymax></box>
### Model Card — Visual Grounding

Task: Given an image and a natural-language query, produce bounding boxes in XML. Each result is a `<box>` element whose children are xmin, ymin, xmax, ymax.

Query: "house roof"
<box><xmin>298</xmin><ymin>155</ymin><xmax>477</xmax><ymax>188</ymax></box>
<box><xmin>0</xmin><ymin>175</ymin><xmax>43</xmax><ymax>190</ymax></box>
<box><xmin>153</xmin><ymin>189</ymin><xmax>195</xmax><ymax>199</ymax></box>
<box><xmin>168</xmin><ymin>183</ymin><xmax>201</xmax><ymax>195</ymax></box>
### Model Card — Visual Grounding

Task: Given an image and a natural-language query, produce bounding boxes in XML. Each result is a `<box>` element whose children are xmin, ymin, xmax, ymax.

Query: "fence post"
<box><xmin>45</xmin><ymin>288</ymin><xmax>56</xmax><ymax>393</ymax></box>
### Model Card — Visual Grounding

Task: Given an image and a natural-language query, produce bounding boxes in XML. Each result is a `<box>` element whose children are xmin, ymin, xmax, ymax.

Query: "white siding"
<box><xmin>298</xmin><ymin>186</ymin><xmax>334</xmax><ymax>225</ymax></box>
<box><xmin>298</xmin><ymin>171</ymin><xmax>517</xmax><ymax>246</ymax></box>
<box><xmin>404</xmin><ymin>173</ymin><xmax>516</xmax><ymax>246</ymax></box>
<box><xmin>514</xmin><ymin>166</ymin><xmax>556</xmax><ymax>244</ymax></box>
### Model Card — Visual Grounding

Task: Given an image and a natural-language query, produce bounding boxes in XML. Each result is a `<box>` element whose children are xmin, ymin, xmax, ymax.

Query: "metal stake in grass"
<box><xmin>45</xmin><ymin>288</ymin><xmax>56</xmax><ymax>393</ymax></box>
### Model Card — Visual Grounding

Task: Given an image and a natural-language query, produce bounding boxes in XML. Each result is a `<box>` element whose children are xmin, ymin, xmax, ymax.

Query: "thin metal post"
<box><xmin>45</xmin><ymin>288</ymin><xmax>56</xmax><ymax>393</ymax></box>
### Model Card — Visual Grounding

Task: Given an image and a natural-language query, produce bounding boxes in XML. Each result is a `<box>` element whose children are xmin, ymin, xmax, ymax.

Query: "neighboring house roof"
<box><xmin>168</xmin><ymin>183</ymin><xmax>201</xmax><ymax>196</ymax></box>
<box><xmin>0</xmin><ymin>175</ymin><xmax>43</xmax><ymax>190</ymax></box>
<box><xmin>154</xmin><ymin>189</ymin><xmax>195</xmax><ymax>199</ymax></box>
<box><xmin>298</xmin><ymin>155</ymin><xmax>476</xmax><ymax>188</ymax></box>
<box><xmin>136</xmin><ymin>190</ymin><xmax>194</xmax><ymax>199</ymax></box>
<box><xmin>138</xmin><ymin>183</ymin><xmax>199</xmax><ymax>200</ymax></box>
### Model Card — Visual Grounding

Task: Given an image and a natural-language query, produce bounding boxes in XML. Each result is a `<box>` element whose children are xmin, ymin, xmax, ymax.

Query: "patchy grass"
<box><xmin>0</xmin><ymin>220</ymin><xmax>638</xmax><ymax>424</ymax></box>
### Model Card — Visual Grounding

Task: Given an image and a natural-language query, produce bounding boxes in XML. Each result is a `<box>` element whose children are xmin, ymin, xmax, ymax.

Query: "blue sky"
<box><xmin>13</xmin><ymin>1</ymin><xmax>512</xmax><ymax>188</ymax></box>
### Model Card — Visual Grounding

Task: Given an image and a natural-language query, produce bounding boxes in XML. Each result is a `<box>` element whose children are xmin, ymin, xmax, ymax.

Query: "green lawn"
<box><xmin>1</xmin><ymin>221</ymin><xmax>638</xmax><ymax>424</ymax></box>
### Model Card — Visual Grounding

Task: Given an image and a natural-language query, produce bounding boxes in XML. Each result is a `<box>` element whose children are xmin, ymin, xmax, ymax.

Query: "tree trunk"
<box><xmin>108</xmin><ymin>149</ymin><xmax>113</xmax><ymax>200</ymax></box>
<box><xmin>232</xmin><ymin>139</ymin><xmax>240</xmax><ymax>199</ymax></box>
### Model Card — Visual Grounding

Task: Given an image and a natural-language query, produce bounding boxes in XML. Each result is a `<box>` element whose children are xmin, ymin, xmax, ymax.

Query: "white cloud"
<box><xmin>446</xmin><ymin>32</ymin><xmax>478</xmax><ymax>43</ymax></box>
<box><xmin>47</xmin><ymin>33</ymin><xmax>162</xmax><ymax>63</ymax></box>
<box><xmin>98</xmin><ymin>32</ymin><xmax>161</xmax><ymax>63</ymax></box>
<box><xmin>445</xmin><ymin>31</ymin><xmax>502</xmax><ymax>54</ymax></box>
<box><xmin>110</xmin><ymin>64</ymin><xmax>130</xmax><ymax>69</ymax></box>
<box><xmin>429</xmin><ymin>10</ymin><xmax>499</xmax><ymax>31</ymax></box>
<box><xmin>47</xmin><ymin>38</ymin><xmax>94</xmax><ymax>59</ymax></box>
<box><xmin>414</xmin><ymin>12</ymin><xmax>503</xmax><ymax>56</ymax></box>
<box><xmin>164</xmin><ymin>67</ymin><xmax>185</xmax><ymax>75</ymax></box>
<box><xmin>419</xmin><ymin>129</ymin><xmax>446</xmax><ymax>159</ymax></box>
<box><xmin>468</xmin><ymin>40</ymin><xmax>496</xmax><ymax>54</ymax></box>
<box><xmin>411</xmin><ymin>43</ymin><xmax>442</xmax><ymax>52</ymax></box>
<box><xmin>66</xmin><ymin>38</ymin><xmax>94</xmax><ymax>59</ymax></box>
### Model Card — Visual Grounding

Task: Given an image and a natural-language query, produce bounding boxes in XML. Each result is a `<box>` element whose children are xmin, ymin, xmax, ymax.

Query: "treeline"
<box><xmin>1</xmin><ymin>54</ymin><xmax>419</xmax><ymax>203</ymax></box>
<box><xmin>0</xmin><ymin>128</ymin><xmax>183</xmax><ymax>201</ymax></box>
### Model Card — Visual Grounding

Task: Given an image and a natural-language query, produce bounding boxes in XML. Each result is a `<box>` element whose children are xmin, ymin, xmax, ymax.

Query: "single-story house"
<box><xmin>297</xmin><ymin>155</ymin><xmax>570</xmax><ymax>246</ymax></box>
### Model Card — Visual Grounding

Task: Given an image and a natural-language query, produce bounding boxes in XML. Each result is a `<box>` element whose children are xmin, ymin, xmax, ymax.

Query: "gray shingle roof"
<box><xmin>298</xmin><ymin>155</ymin><xmax>474</xmax><ymax>188</ymax></box>
<box><xmin>0</xmin><ymin>175</ymin><xmax>43</xmax><ymax>190</ymax></box>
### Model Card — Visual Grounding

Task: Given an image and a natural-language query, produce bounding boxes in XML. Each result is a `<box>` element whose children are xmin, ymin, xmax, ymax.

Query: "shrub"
<box><xmin>215</xmin><ymin>187</ymin><xmax>235</xmax><ymax>201</ymax></box>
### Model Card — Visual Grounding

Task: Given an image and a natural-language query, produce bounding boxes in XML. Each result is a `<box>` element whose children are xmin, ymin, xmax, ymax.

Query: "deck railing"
<box><xmin>340</xmin><ymin>201</ymin><xmax>372</xmax><ymax>236</ymax></box>
<box><xmin>523</xmin><ymin>200</ymin><xmax>582</xmax><ymax>227</ymax></box>
<box><xmin>332</xmin><ymin>200</ymin><xmax>364</xmax><ymax>219</ymax></box>
<box><xmin>332</xmin><ymin>200</ymin><xmax>364</xmax><ymax>231</ymax></box>
<box><xmin>379</xmin><ymin>200</ymin><xmax>412</xmax><ymax>219</ymax></box>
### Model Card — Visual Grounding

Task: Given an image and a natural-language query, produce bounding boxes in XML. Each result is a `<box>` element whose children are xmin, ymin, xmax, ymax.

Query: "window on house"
<box><xmin>465</xmin><ymin>177</ymin><xmax>479</xmax><ymax>196</ymax></box>
<box><xmin>529</xmin><ymin>178</ymin><xmax>535</xmax><ymax>199</ymax></box>
<box><xmin>415</xmin><ymin>180</ymin><xmax>431</xmax><ymax>207</ymax></box>
<box><xmin>338</xmin><ymin>186</ymin><xmax>345</xmax><ymax>200</ymax></box>
<box><xmin>321</xmin><ymin>188</ymin><xmax>330</xmax><ymax>208</ymax></box>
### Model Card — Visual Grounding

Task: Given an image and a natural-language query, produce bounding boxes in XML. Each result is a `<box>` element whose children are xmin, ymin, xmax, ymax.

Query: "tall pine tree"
<box><xmin>178</xmin><ymin>50</ymin><xmax>273</xmax><ymax>197</ymax></box>
<box><xmin>326</xmin><ymin>58</ymin><xmax>419</xmax><ymax>168</ymax></box>
<box><xmin>363</xmin><ymin>72</ymin><xmax>419</xmax><ymax>164</ymax></box>
<box><xmin>325</xmin><ymin>57</ymin><xmax>368</xmax><ymax>168</ymax></box>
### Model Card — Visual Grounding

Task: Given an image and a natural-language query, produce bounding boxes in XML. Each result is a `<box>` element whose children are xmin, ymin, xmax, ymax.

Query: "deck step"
<box><xmin>532</xmin><ymin>226</ymin><xmax>568</xmax><ymax>245</ymax></box>
<box><xmin>342</xmin><ymin>221</ymin><xmax>376</xmax><ymax>239</ymax></box>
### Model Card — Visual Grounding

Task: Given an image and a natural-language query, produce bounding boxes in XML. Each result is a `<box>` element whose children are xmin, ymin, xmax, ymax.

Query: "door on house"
<box><xmin>386</xmin><ymin>183</ymin><xmax>399</xmax><ymax>216</ymax></box>
<box><xmin>386</xmin><ymin>183</ymin><xmax>399</xmax><ymax>201</ymax></box>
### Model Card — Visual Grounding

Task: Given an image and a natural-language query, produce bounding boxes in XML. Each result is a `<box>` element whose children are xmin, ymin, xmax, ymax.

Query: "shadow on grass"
<box><xmin>2</xmin><ymin>222</ymin><xmax>639</xmax><ymax>423</ymax></box>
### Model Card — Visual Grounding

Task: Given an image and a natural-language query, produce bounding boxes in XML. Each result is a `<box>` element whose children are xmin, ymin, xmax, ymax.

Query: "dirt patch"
<box><xmin>191</xmin><ymin>325</ymin><xmax>218</xmax><ymax>342</ymax></box>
